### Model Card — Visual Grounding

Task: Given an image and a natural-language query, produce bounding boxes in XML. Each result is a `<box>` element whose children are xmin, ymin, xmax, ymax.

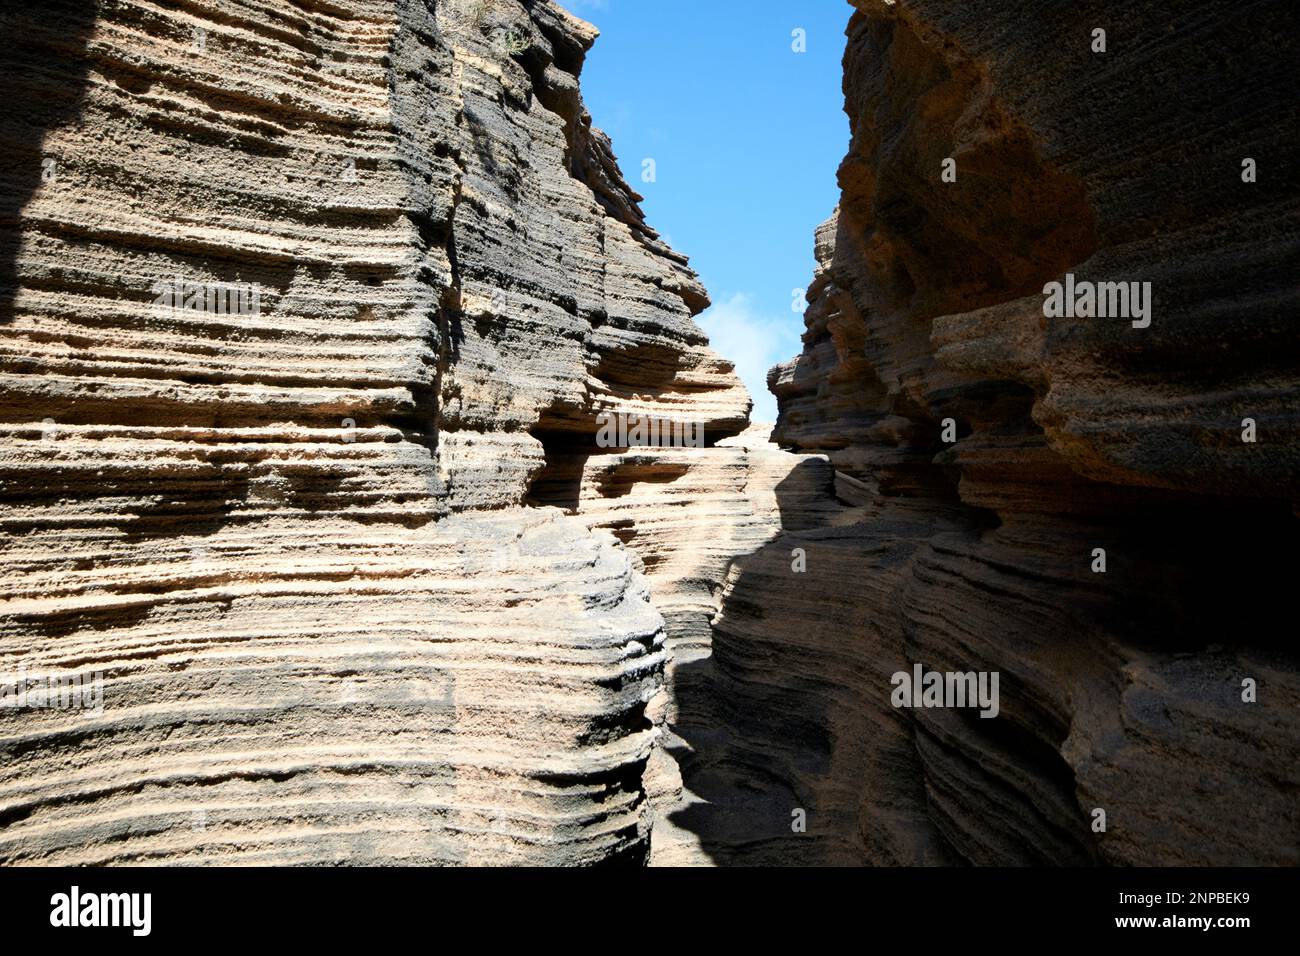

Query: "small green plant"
<box><xmin>493</xmin><ymin>26</ymin><xmax>530</xmax><ymax>56</ymax></box>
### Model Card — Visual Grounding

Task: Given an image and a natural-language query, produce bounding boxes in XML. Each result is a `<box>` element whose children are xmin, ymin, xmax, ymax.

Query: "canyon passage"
<box><xmin>0</xmin><ymin>0</ymin><xmax>1296</xmax><ymax>867</ymax></box>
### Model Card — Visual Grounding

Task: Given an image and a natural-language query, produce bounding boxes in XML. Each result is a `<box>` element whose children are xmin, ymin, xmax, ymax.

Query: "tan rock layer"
<box><xmin>0</xmin><ymin>0</ymin><xmax>755</xmax><ymax>865</ymax></box>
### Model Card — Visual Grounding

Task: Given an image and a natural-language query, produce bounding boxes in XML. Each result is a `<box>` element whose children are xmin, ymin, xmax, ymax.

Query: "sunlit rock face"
<box><xmin>2</xmin><ymin>0</ymin><xmax>1295</xmax><ymax>869</ymax></box>
<box><xmin>0</xmin><ymin>0</ymin><xmax>766</xmax><ymax>865</ymax></box>
<box><xmin>685</xmin><ymin>0</ymin><xmax>1298</xmax><ymax>865</ymax></box>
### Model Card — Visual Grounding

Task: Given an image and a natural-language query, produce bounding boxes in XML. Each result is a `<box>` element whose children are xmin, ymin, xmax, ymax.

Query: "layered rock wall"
<box><xmin>0</xmin><ymin>0</ymin><xmax>760</xmax><ymax>865</ymax></box>
<box><xmin>678</xmin><ymin>0</ymin><xmax>1300</xmax><ymax>865</ymax></box>
<box><xmin>2</xmin><ymin>0</ymin><xmax>1296</xmax><ymax>868</ymax></box>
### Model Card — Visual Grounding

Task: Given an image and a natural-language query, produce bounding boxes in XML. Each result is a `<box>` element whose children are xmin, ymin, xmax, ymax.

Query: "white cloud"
<box><xmin>697</xmin><ymin>292</ymin><xmax>802</xmax><ymax>425</ymax></box>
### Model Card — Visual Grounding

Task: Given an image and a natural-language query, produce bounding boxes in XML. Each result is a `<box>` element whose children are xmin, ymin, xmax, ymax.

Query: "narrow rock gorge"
<box><xmin>1</xmin><ymin>0</ymin><xmax>1296</xmax><ymax>867</ymax></box>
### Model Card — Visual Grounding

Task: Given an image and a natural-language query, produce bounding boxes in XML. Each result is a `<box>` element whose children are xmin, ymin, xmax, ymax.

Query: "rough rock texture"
<box><xmin>0</xmin><ymin>0</ymin><xmax>760</xmax><ymax>865</ymax></box>
<box><xmin>670</xmin><ymin>0</ymin><xmax>1299</xmax><ymax>865</ymax></box>
<box><xmin>547</xmin><ymin>424</ymin><xmax>840</xmax><ymax>865</ymax></box>
<box><xmin>3</xmin><ymin>0</ymin><xmax>1296</xmax><ymax>869</ymax></box>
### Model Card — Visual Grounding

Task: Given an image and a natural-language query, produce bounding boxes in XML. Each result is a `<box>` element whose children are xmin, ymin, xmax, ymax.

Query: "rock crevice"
<box><xmin>1</xmin><ymin>0</ymin><xmax>1296</xmax><ymax>867</ymax></box>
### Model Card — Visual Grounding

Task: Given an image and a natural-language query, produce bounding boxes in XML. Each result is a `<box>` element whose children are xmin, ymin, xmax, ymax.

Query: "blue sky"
<box><xmin>568</xmin><ymin>0</ymin><xmax>851</xmax><ymax>422</ymax></box>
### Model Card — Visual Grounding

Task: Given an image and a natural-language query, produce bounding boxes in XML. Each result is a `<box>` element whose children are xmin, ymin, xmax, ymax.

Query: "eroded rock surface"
<box><xmin>0</xmin><ymin>0</ymin><xmax>759</xmax><ymax>865</ymax></box>
<box><xmin>680</xmin><ymin>0</ymin><xmax>1300</xmax><ymax>865</ymax></box>
<box><xmin>2</xmin><ymin>0</ymin><xmax>1295</xmax><ymax>869</ymax></box>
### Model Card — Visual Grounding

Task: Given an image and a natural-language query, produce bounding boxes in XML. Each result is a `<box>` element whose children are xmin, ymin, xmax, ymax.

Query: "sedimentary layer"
<box><xmin>679</xmin><ymin>0</ymin><xmax>1300</xmax><ymax>865</ymax></box>
<box><xmin>0</xmin><ymin>0</ymin><xmax>755</xmax><ymax>865</ymax></box>
<box><xmin>4</xmin><ymin>0</ymin><xmax>1296</xmax><ymax>869</ymax></box>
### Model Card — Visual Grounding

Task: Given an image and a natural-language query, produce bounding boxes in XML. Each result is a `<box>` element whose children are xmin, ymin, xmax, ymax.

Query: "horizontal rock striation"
<box><xmin>0</xmin><ymin>0</ymin><xmax>757</xmax><ymax>865</ymax></box>
<box><xmin>682</xmin><ymin>0</ymin><xmax>1300</xmax><ymax>865</ymax></box>
<box><xmin>4</xmin><ymin>0</ymin><xmax>1294</xmax><ymax>869</ymax></box>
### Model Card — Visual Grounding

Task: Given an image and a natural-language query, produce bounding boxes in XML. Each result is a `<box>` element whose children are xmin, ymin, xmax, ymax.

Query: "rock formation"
<box><xmin>0</xmin><ymin>0</ymin><xmax>769</xmax><ymax>865</ymax></box>
<box><xmin>2</xmin><ymin>0</ymin><xmax>1296</xmax><ymax>868</ymax></box>
<box><xmin>673</xmin><ymin>0</ymin><xmax>1299</xmax><ymax>865</ymax></box>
